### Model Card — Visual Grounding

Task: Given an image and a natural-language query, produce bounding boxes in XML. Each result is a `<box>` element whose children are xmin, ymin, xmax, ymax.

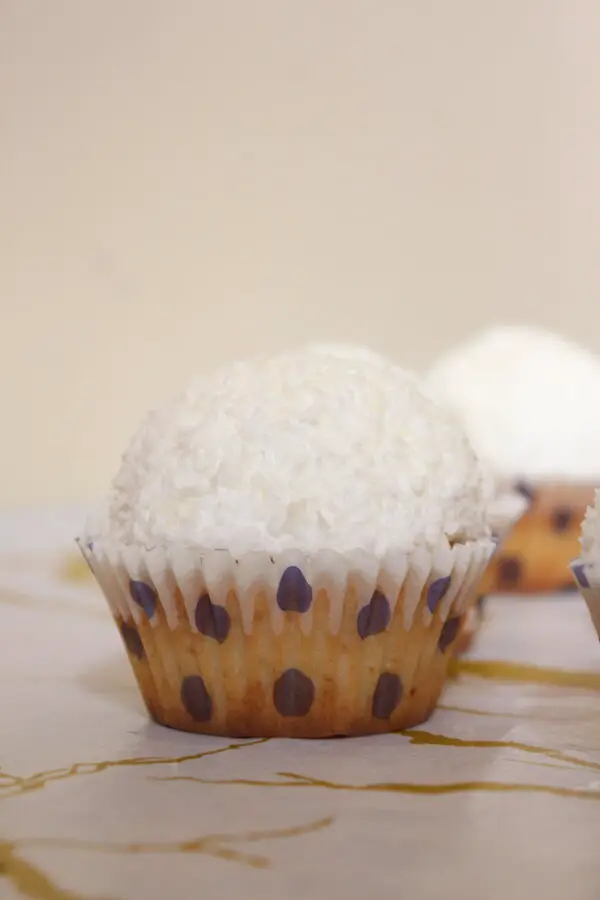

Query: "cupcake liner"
<box><xmin>571</xmin><ymin>559</ymin><xmax>600</xmax><ymax>639</ymax></box>
<box><xmin>79</xmin><ymin>535</ymin><xmax>494</xmax><ymax>737</ymax></box>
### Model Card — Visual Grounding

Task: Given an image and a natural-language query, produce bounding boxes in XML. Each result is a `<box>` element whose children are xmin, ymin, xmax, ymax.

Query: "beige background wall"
<box><xmin>2</xmin><ymin>1</ymin><xmax>600</xmax><ymax>507</ymax></box>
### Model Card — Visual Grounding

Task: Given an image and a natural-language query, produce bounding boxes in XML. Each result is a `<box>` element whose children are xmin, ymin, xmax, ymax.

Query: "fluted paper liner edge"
<box><xmin>79</xmin><ymin>536</ymin><xmax>494</xmax><ymax>635</ymax></box>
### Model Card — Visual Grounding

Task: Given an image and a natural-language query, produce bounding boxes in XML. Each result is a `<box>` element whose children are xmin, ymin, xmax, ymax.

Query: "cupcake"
<box><xmin>572</xmin><ymin>492</ymin><xmax>600</xmax><ymax>637</ymax></box>
<box><xmin>81</xmin><ymin>348</ymin><xmax>494</xmax><ymax>737</ymax></box>
<box><xmin>426</xmin><ymin>326</ymin><xmax>600</xmax><ymax>594</ymax></box>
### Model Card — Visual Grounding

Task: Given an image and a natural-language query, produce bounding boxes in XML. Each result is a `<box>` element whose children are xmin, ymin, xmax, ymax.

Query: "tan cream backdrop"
<box><xmin>2</xmin><ymin>1</ymin><xmax>599</xmax><ymax>505</ymax></box>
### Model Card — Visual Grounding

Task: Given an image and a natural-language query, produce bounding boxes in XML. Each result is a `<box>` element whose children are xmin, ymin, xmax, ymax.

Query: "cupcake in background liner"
<box><xmin>489</xmin><ymin>479</ymin><xmax>596</xmax><ymax>593</ymax></box>
<box><xmin>454</xmin><ymin>490</ymin><xmax>530</xmax><ymax>653</ymax></box>
<box><xmin>571</xmin><ymin>490</ymin><xmax>600</xmax><ymax>638</ymax></box>
<box><xmin>426</xmin><ymin>325</ymin><xmax>600</xmax><ymax>594</ymax></box>
<box><xmin>80</xmin><ymin>346</ymin><xmax>495</xmax><ymax>738</ymax></box>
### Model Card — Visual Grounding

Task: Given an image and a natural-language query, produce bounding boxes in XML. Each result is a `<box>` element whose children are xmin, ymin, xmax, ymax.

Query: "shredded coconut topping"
<box><xmin>426</xmin><ymin>326</ymin><xmax>600</xmax><ymax>481</ymax></box>
<box><xmin>96</xmin><ymin>348</ymin><xmax>491</xmax><ymax>555</ymax></box>
<box><xmin>580</xmin><ymin>490</ymin><xmax>600</xmax><ymax>560</ymax></box>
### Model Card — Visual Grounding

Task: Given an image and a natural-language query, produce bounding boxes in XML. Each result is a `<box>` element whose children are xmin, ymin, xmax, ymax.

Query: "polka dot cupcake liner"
<box><xmin>571</xmin><ymin>559</ymin><xmax>600</xmax><ymax>640</ymax></box>
<box><xmin>78</xmin><ymin>537</ymin><xmax>494</xmax><ymax>738</ymax></box>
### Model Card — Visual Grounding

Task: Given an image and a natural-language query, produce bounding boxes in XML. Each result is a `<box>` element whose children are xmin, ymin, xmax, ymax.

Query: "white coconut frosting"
<box><xmin>580</xmin><ymin>490</ymin><xmax>600</xmax><ymax>561</ymax></box>
<box><xmin>426</xmin><ymin>326</ymin><xmax>600</xmax><ymax>481</ymax></box>
<box><xmin>93</xmin><ymin>348</ymin><xmax>491</xmax><ymax>556</ymax></box>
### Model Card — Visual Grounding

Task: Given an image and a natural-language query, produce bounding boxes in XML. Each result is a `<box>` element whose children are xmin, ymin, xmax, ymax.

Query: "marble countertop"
<box><xmin>2</xmin><ymin>508</ymin><xmax>600</xmax><ymax>900</ymax></box>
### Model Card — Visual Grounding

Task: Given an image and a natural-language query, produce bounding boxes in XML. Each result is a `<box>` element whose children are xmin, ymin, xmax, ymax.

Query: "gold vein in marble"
<box><xmin>0</xmin><ymin>772</ymin><xmax>23</xmax><ymax>786</ymax></box>
<box><xmin>0</xmin><ymin>817</ymin><xmax>334</xmax><ymax>899</ymax></box>
<box><xmin>156</xmin><ymin>728</ymin><xmax>600</xmax><ymax>798</ymax></box>
<box><xmin>153</xmin><ymin>728</ymin><xmax>600</xmax><ymax>786</ymax></box>
<box><xmin>450</xmin><ymin>658</ymin><xmax>600</xmax><ymax>690</ymax></box>
<box><xmin>0</xmin><ymin>840</ymin><xmax>108</xmax><ymax>900</ymax></box>
<box><xmin>400</xmin><ymin>728</ymin><xmax>600</xmax><ymax>772</ymax></box>
<box><xmin>160</xmin><ymin>770</ymin><xmax>600</xmax><ymax>802</ymax></box>
<box><xmin>504</xmin><ymin>758</ymin><xmax>583</xmax><ymax>773</ymax></box>
<box><xmin>0</xmin><ymin>738</ymin><xmax>269</xmax><ymax>800</ymax></box>
<box><xmin>26</xmin><ymin>815</ymin><xmax>333</xmax><ymax>867</ymax></box>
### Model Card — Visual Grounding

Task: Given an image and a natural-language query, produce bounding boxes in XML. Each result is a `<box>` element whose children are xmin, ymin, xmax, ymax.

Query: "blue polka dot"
<box><xmin>181</xmin><ymin>675</ymin><xmax>212</xmax><ymax>722</ymax></box>
<box><xmin>195</xmin><ymin>594</ymin><xmax>231</xmax><ymax>643</ymax></box>
<box><xmin>372</xmin><ymin>673</ymin><xmax>403</xmax><ymax>718</ymax></box>
<box><xmin>572</xmin><ymin>563</ymin><xmax>590</xmax><ymax>590</ymax></box>
<box><xmin>426</xmin><ymin>576</ymin><xmax>451</xmax><ymax>614</ymax></box>
<box><xmin>129</xmin><ymin>580</ymin><xmax>157</xmax><ymax>618</ymax></box>
<box><xmin>357</xmin><ymin>591</ymin><xmax>391</xmax><ymax>638</ymax></box>
<box><xmin>277</xmin><ymin>566</ymin><xmax>313</xmax><ymax>613</ymax></box>
<box><xmin>438</xmin><ymin>616</ymin><xmax>462</xmax><ymax>653</ymax></box>
<box><xmin>273</xmin><ymin>669</ymin><xmax>315</xmax><ymax>717</ymax></box>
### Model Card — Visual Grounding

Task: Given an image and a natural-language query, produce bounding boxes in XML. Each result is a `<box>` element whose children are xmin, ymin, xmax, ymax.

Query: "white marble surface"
<box><xmin>2</xmin><ymin>509</ymin><xmax>600</xmax><ymax>900</ymax></box>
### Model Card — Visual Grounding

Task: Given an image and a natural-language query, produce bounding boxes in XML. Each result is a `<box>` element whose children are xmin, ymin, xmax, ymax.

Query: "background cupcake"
<box><xmin>426</xmin><ymin>325</ymin><xmax>600</xmax><ymax>594</ymax></box>
<box><xmin>82</xmin><ymin>347</ymin><xmax>494</xmax><ymax>737</ymax></box>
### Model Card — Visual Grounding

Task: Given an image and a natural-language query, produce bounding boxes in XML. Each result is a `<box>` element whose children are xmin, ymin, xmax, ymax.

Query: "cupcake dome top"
<box><xmin>99</xmin><ymin>348</ymin><xmax>491</xmax><ymax>555</ymax></box>
<box><xmin>426</xmin><ymin>326</ymin><xmax>600</xmax><ymax>481</ymax></box>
